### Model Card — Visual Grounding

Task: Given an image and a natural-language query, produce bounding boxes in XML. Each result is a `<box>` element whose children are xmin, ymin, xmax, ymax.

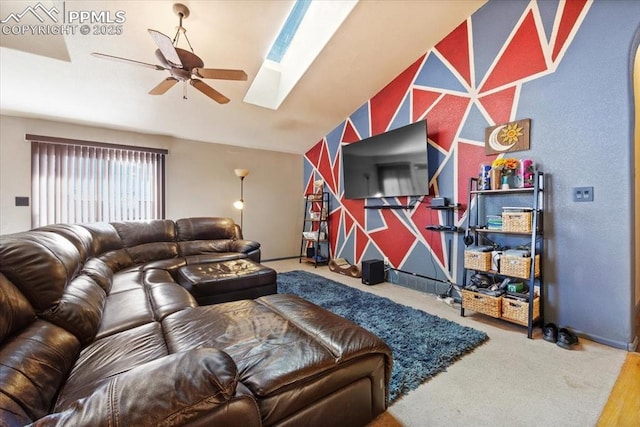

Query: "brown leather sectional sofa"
<box><xmin>0</xmin><ymin>217</ymin><xmax>392</xmax><ymax>426</ymax></box>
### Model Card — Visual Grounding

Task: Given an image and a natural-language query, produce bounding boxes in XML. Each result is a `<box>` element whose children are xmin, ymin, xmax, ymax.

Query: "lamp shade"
<box><xmin>234</xmin><ymin>169</ymin><xmax>250</xmax><ymax>178</ymax></box>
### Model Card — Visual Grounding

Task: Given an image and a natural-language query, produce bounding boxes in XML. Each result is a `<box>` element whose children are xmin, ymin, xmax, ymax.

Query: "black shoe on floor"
<box><xmin>557</xmin><ymin>327</ymin><xmax>579</xmax><ymax>349</ymax></box>
<box><xmin>543</xmin><ymin>323</ymin><xmax>558</xmax><ymax>343</ymax></box>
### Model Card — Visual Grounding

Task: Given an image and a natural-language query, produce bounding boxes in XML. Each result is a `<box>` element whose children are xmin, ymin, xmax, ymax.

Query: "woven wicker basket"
<box><xmin>462</xmin><ymin>290</ymin><xmax>501</xmax><ymax>318</ymax></box>
<box><xmin>464</xmin><ymin>250</ymin><xmax>492</xmax><ymax>271</ymax></box>
<box><xmin>502</xmin><ymin>211</ymin><xmax>532</xmax><ymax>233</ymax></box>
<box><xmin>500</xmin><ymin>254</ymin><xmax>540</xmax><ymax>278</ymax></box>
<box><xmin>501</xmin><ymin>295</ymin><xmax>540</xmax><ymax>326</ymax></box>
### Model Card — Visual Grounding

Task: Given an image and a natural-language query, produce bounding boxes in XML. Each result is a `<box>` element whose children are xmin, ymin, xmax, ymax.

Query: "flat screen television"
<box><xmin>342</xmin><ymin>120</ymin><xmax>429</xmax><ymax>199</ymax></box>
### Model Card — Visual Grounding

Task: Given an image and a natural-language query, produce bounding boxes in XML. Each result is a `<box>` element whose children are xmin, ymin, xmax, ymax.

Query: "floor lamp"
<box><xmin>233</xmin><ymin>169</ymin><xmax>249</xmax><ymax>230</ymax></box>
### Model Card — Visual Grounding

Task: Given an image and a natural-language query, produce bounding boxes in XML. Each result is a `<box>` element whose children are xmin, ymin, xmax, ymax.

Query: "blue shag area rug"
<box><xmin>277</xmin><ymin>270</ymin><xmax>488</xmax><ymax>404</ymax></box>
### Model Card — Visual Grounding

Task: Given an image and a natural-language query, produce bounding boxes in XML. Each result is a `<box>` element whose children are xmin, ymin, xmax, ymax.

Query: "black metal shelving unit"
<box><xmin>461</xmin><ymin>171</ymin><xmax>544</xmax><ymax>338</ymax></box>
<box><xmin>299</xmin><ymin>192</ymin><xmax>330</xmax><ymax>268</ymax></box>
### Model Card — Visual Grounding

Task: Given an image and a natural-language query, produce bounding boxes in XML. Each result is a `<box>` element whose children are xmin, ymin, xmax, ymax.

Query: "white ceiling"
<box><xmin>0</xmin><ymin>0</ymin><xmax>485</xmax><ymax>154</ymax></box>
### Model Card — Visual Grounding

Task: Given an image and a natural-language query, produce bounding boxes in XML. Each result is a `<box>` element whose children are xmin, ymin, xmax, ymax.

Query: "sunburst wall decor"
<box><xmin>485</xmin><ymin>118</ymin><xmax>531</xmax><ymax>155</ymax></box>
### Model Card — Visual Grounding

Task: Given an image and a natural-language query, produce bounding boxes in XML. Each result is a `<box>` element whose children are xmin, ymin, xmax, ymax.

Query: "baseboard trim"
<box><xmin>262</xmin><ymin>256</ymin><xmax>300</xmax><ymax>262</ymax></box>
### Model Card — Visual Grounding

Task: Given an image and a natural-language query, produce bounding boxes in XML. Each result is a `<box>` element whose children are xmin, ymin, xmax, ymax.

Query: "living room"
<box><xmin>1</xmin><ymin>0</ymin><xmax>639</xmax><ymax>425</ymax></box>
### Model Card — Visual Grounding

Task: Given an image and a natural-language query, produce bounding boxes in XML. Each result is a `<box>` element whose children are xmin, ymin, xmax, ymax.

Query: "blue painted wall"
<box><xmin>305</xmin><ymin>0</ymin><xmax>639</xmax><ymax>349</ymax></box>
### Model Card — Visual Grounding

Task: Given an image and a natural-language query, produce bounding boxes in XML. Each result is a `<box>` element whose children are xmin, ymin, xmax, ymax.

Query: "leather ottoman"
<box><xmin>177</xmin><ymin>259</ymin><xmax>277</xmax><ymax>305</ymax></box>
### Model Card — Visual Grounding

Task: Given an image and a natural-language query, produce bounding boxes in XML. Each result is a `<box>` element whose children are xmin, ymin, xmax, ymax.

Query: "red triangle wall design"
<box><xmin>355</xmin><ymin>227</ymin><xmax>369</xmax><ymax>263</ymax></box>
<box><xmin>426</xmin><ymin>94</ymin><xmax>470</xmax><ymax>152</ymax></box>
<box><xmin>317</xmin><ymin>142</ymin><xmax>336</xmax><ymax>193</ymax></box>
<box><xmin>552</xmin><ymin>0</ymin><xmax>588</xmax><ymax>62</ymax></box>
<box><xmin>342</xmin><ymin>197</ymin><xmax>366</xmax><ymax>228</ymax></box>
<box><xmin>343</xmin><ymin>210</ymin><xmax>354</xmax><ymax>235</ymax></box>
<box><xmin>332</xmin><ymin>151</ymin><xmax>341</xmax><ymax>195</ymax></box>
<box><xmin>305</xmin><ymin>140</ymin><xmax>323</xmax><ymax>166</ymax></box>
<box><xmin>435</xmin><ymin>20</ymin><xmax>471</xmax><ymax>87</ymax></box>
<box><xmin>481</xmin><ymin>11</ymin><xmax>547</xmax><ymax>92</ymax></box>
<box><xmin>370</xmin><ymin>56</ymin><xmax>424</xmax><ymax>136</ymax></box>
<box><xmin>478</xmin><ymin>86</ymin><xmax>517</xmax><ymax>125</ymax></box>
<box><xmin>412</xmin><ymin>89</ymin><xmax>442</xmax><ymax>122</ymax></box>
<box><xmin>304</xmin><ymin>176</ymin><xmax>315</xmax><ymax>196</ymax></box>
<box><xmin>328</xmin><ymin>211</ymin><xmax>339</xmax><ymax>257</ymax></box>
<box><xmin>457</xmin><ymin>142</ymin><xmax>497</xmax><ymax>220</ymax></box>
<box><xmin>355</xmin><ymin>226</ymin><xmax>369</xmax><ymax>263</ymax></box>
<box><xmin>369</xmin><ymin>210</ymin><xmax>415</xmax><ymax>267</ymax></box>
<box><xmin>342</xmin><ymin>120</ymin><xmax>361</xmax><ymax>143</ymax></box>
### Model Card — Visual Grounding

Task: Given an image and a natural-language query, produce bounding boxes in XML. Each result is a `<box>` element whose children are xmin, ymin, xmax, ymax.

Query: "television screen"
<box><xmin>342</xmin><ymin>120</ymin><xmax>429</xmax><ymax>199</ymax></box>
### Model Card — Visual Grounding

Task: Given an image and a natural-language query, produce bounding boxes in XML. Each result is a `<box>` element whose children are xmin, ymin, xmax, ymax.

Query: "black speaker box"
<box><xmin>306</xmin><ymin>247</ymin><xmax>315</xmax><ymax>258</ymax></box>
<box><xmin>361</xmin><ymin>259</ymin><xmax>385</xmax><ymax>285</ymax></box>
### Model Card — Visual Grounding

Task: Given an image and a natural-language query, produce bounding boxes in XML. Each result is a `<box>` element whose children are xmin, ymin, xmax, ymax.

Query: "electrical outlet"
<box><xmin>573</xmin><ymin>186</ymin><xmax>594</xmax><ymax>202</ymax></box>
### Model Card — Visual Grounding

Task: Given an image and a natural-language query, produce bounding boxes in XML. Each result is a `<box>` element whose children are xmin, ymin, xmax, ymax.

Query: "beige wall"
<box><xmin>635</xmin><ymin>44</ymin><xmax>639</xmax><ymax>308</ymax></box>
<box><xmin>0</xmin><ymin>114</ymin><xmax>304</xmax><ymax>260</ymax></box>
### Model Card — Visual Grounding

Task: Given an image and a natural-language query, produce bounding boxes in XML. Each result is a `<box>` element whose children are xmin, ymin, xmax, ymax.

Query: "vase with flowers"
<box><xmin>491</xmin><ymin>157</ymin><xmax>519</xmax><ymax>189</ymax></box>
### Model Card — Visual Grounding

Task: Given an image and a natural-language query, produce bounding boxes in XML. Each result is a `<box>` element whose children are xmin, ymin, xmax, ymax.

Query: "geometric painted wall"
<box><xmin>304</xmin><ymin>0</ymin><xmax>592</xmax><ymax>285</ymax></box>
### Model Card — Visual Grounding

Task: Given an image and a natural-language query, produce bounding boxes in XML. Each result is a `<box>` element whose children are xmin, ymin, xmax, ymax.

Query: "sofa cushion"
<box><xmin>0</xmin><ymin>231</ymin><xmax>81</xmax><ymax>313</ymax></box>
<box><xmin>0</xmin><ymin>391</ymin><xmax>31</xmax><ymax>426</ymax></box>
<box><xmin>126</xmin><ymin>242</ymin><xmax>179</xmax><ymax>264</ymax></box>
<box><xmin>176</xmin><ymin>217</ymin><xmax>239</xmax><ymax>241</ymax></box>
<box><xmin>111</xmin><ymin>220</ymin><xmax>180</xmax><ymax>265</ymax></box>
<box><xmin>0</xmin><ymin>320</ymin><xmax>80</xmax><ymax>422</ymax></box>
<box><xmin>40</xmin><ymin>275</ymin><xmax>106</xmax><ymax>345</ymax></box>
<box><xmin>111</xmin><ymin>219</ymin><xmax>176</xmax><ymax>246</ymax></box>
<box><xmin>142</xmin><ymin>257</ymin><xmax>187</xmax><ymax>274</ymax></box>
<box><xmin>43</xmin><ymin>349</ymin><xmax>261</xmax><ymax>427</ymax></box>
<box><xmin>0</xmin><ymin>273</ymin><xmax>36</xmax><ymax>342</ymax></box>
<box><xmin>144</xmin><ymin>269</ymin><xmax>197</xmax><ymax>320</ymax></box>
<box><xmin>183</xmin><ymin>253</ymin><xmax>247</xmax><ymax>264</ymax></box>
<box><xmin>81</xmin><ymin>257</ymin><xmax>113</xmax><ymax>293</ymax></box>
<box><xmin>55</xmin><ymin>322</ymin><xmax>168</xmax><ymax>409</ymax></box>
<box><xmin>178</xmin><ymin>239</ymin><xmax>235</xmax><ymax>255</ymax></box>
<box><xmin>97</xmin><ymin>248</ymin><xmax>134</xmax><ymax>273</ymax></box>
<box><xmin>81</xmin><ymin>222</ymin><xmax>123</xmax><ymax>256</ymax></box>
<box><xmin>95</xmin><ymin>288</ymin><xmax>153</xmax><ymax>339</ymax></box>
<box><xmin>37</xmin><ymin>224</ymin><xmax>94</xmax><ymax>263</ymax></box>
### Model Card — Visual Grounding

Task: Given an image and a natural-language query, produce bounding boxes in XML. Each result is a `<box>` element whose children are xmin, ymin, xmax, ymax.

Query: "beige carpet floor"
<box><xmin>264</xmin><ymin>259</ymin><xmax>627</xmax><ymax>427</ymax></box>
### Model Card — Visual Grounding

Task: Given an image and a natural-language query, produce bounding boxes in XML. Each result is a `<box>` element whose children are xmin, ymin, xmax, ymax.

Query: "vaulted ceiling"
<box><xmin>0</xmin><ymin>0</ymin><xmax>486</xmax><ymax>154</ymax></box>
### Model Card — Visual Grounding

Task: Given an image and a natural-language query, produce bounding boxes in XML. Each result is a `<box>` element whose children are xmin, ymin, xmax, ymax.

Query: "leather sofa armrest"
<box><xmin>230</xmin><ymin>240</ymin><xmax>261</xmax><ymax>263</ymax></box>
<box><xmin>36</xmin><ymin>348</ymin><xmax>261</xmax><ymax>426</ymax></box>
<box><xmin>229</xmin><ymin>239</ymin><xmax>260</xmax><ymax>254</ymax></box>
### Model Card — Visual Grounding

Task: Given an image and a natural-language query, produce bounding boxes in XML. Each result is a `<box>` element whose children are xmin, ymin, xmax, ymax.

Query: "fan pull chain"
<box><xmin>183</xmin><ymin>81</ymin><xmax>188</xmax><ymax>100</ymax></box>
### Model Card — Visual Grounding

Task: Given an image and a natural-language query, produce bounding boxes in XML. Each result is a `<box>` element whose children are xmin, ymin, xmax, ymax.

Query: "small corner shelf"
<box><xmin>425</xmin><ymin>202</ymin><xmax>462</xmax><ymax>233</ymax></box>
<box><xmin>427</xmin><ymin>203</ymin><xmax>462</xmax><ymax>210</ymax></box>
<box><xmin>299</xmin><ymin>192</ymin><xmax>330</xmax><ymax>268</ymax></box>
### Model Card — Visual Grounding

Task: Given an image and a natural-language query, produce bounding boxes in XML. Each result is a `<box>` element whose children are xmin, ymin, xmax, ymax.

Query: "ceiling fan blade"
<box><xmin>91</xmin><ymin>52</ymin><xmax>167</xmax><ymax>70</ymax></box>
<box><xmin>148</xmin><ymin>29</ymin><xmax>182</xmax><ymax>68</ymax></box>
<box><xmin>193</xmin><ymin>68</ymin><xmax>248</xmax><ymax>81</ymax></box>
<box><xmin>149</xmin><ymin>77</ymin><xmax>179</xmax><ymax>95</ymax></box>
<box><xmin>190</xmin><ymin>79</ymin><xmax>230</xmax><ymax>104</ymax></box>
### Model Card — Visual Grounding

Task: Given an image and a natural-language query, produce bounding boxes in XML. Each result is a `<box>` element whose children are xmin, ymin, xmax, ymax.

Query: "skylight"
<box><xmin>244</xmin><ymin>0</ymin><xmax>358</xmax><ymax>110</ymax></box>
<box><xmin>266</xmin><ymin>0</ymin><xmax>312</xmax><ymax>63</ymax></box>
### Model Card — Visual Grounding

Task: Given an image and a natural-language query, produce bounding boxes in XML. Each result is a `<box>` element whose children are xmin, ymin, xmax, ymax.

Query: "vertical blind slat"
<box><xmin>30</xmin><ymin>141</ymin><xmax>165</xmax><ymax>227</ymax></box>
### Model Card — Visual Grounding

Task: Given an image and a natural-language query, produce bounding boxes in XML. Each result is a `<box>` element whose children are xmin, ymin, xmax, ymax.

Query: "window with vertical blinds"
<box><xmin>28</xmin><ymin>134</ymin><xmax>167</xmax><ymax>228</ymax></box>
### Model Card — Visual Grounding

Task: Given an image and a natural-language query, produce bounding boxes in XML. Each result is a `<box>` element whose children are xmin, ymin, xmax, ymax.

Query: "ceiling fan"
<box><xmin>91</xmin><ymin>3</ymin><xmax>247</xmax><ymax>104</ymax></box>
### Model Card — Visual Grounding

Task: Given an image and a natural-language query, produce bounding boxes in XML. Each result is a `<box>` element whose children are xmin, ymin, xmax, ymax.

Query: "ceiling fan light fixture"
<box><xmin>91</xmin><ymin>3</ymin><xmax>247</xmax><ymax>104</ymax></box>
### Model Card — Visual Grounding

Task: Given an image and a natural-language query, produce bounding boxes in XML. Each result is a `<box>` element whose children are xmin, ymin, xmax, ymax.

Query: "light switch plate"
<box><xmin>15</xmin><ymin>196</ymin><xmax>29</xmax><ymax>206</ymax></box>
<box><xmin>573</xmin><ymin>187</ymin><xmax>594</xmax><ymax>202</ymax></box>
